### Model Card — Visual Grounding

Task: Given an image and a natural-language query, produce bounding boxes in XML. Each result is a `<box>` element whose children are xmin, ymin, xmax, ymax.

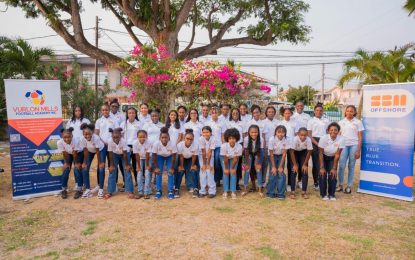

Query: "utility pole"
<box><xmin>275</xmin><ymin>63</ymin><xmax>279</xmax><ymax>100</ymax></box>
<box><xmin>321</xmin><ymin>63</ymin><xmax>325</xmax><ymax>103</ymax></box>
<box><xmin>94</xmin><ymin>16</ymin><xmax>99</xmax><ymax>120</ymax></box>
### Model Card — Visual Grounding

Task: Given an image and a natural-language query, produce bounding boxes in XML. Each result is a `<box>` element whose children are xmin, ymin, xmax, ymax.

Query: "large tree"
<box><xmin>286</xmin><ymin>85</ymin><xmax>316</xmax><ymax>105</ymax></box>
<box><xmin>3</xmin><ymin>0</ymin><xmax>310</xmax><ymax>67</ymax></box>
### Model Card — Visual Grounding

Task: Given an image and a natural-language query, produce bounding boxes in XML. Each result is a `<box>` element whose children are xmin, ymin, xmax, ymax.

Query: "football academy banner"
<box><xmin>5</xmin><ymin>80</ymin><xmax>63</xmax><ymax>200</ymax></box>
<box><xmin>358</xmin><ymin>82</ymin><xmax>415</xmax><ymax>201</ymax></box>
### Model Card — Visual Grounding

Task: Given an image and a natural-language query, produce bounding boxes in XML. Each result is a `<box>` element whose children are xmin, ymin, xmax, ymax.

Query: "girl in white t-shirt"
<box><xmin>79</xmin><ymin>123</ymin><xmax>105</xmax><ymax>199</ymax></box>
<box><xmin>105</xmin><ymin>128</ymin><xmax>134</xmax><ymax>199</ymax></box>
<box><xmin>198</xmin><ymin>126</ymin><xmax>216</xmax><ymax>198</ymax></box>
<box><xmin>267</xmin><ymin>125</ymin><xmax>289</xmax><ymax>199</ymax></box>
<box><xmin>220</xmin><ymin>128</ymin><xmax>243</xmax><ymax>199</ymax></box>
<box><xmin>289</xmin><ymin>127</ymin><xmax>313</xmax><ymax>199</ymax></box>
<box><xmin>57</xmin><ymin>127</ymin><xmax>80</xmax><ymax>199</ymax></box>
<box><xmin>152</xmin><ymin>127</ymin><xmax>177</xmax><ymax>200</ymax></box>
<box><xmin>176</xmin><ymin>129</ymin><xmax>199</xmax><ymax>198</ymax></box>
<box><xmin>133</xmin><ymin>130</ymin><xmax>152</xmax><ymax>199</ymax></box>
<box><xmin>242</xmin><ymin>125</ymin><xmax>265</xmax><ymax>197</ymax></box>
<box><xmin>337</xmin><ymin>105</ymin><xmax>364</xmax><ymax>193</ymax></box>
<box><xmin>318</xmin><ymin>122</ymin><xmax>345</xmax><ymax>201</ymax></box>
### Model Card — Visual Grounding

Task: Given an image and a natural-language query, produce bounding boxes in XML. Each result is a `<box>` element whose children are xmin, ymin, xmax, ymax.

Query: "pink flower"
<box><xmin>130</xmin><ymin>45</ymin><xmax>142</xmax><ymax>56</ymax></box>
<box><xmin>209</xmin><ymin>85</ymin><xmax>215</xmax><ymax>93</ymax></box>
<box><xmin>122</xmin><ymin>76</ymin><xmax>129</xmax><ymax>87</ymax></box>
<box><xmin>128</xmin><ymin>91</ymin><xmax>137</xmax><ymax>102</ymax></box>
<box><xmin>260</xmin><ymin>85</ymin><xmax>271</xmax><ymax>93</ymax></box>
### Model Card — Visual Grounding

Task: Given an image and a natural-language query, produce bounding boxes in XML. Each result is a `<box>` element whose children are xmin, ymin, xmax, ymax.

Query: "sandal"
<box><xmin>144</xmin><ymin>194</ymin><xmax>150</xmax><ymax>199</ymax></box>
<box><xmin>128</xmin><ymin>193</ymin><xmax>136</xmax><ymax>199</ymax></box>
<box><xmin>302</xmin><ymin>192</ymin><xmax>309</xmax><ymax>199</ymax></box>
<box><xmin>289</xmin><ymin>192</ymin><xmax>296</xmax><ymax>199</ymax></box>
<box><xmin>104</xmin><ymin>193</ymin><xmax>112</xmax><ymax>200</ymax></box>
<box><xmin>336</xmin><ymin>185</ymin><xmax>343</xmax><ymax>192</ymax></box>
<box><xmin>241</xmin><ymin>190</ymin><xmax>248</xmax><ymax>196</ymax></box>
<box><xmin>344</xmin><ymin>186</ymin><xmax>352</xmax><ymax>194</ymax></box>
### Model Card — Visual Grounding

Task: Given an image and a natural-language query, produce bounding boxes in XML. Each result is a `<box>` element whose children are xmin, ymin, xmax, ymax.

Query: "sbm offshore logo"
<box><xmin>364</xmin><ymin>89</ymin><xmax>414</xmax><ymax>118</ymax></box>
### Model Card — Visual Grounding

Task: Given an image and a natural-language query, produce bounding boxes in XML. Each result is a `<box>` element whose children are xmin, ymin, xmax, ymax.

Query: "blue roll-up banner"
<box><xmin>358</xmin><ymin>82</ymin><xmax>414</xmax><ymax>201</ymax></box>
<box><xmin>5</xmin><ymin>80</ymin><xmax>63</xmax><ymax>200</ymax></box>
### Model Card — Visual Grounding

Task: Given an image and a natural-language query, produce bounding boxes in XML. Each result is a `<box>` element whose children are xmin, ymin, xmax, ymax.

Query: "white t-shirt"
<box><xmin>220</xmin><ymin>143</ymin><xmax>243</xmax><ymax>158</ymax></box>
<box><xmin>240</xmin><ymin>114</ymin><xmax>252</xmax><ymax>124</ymax></box>
<box><xmin>110</xmin><ymin>111</ymin><xmax>124</xmax><ymax>126</ymax></box>
<box><xmin>292</xmin><ymin>111</ymin><xmax>311</xmax><ymax>129</ymax></box>
<box><xmin>278</xmin><ymin>119</ymin><xmax>299</xmax><ymax>139</ymax></box>
<box><xmin>226</xmin><ymin>120</ymin><xmax>244</xmax><ymax>143</ymax></box>
<box><xmin>167</xmin><ymin>124</ymin><xmax>183</xmax><ymax>146</ymax></box>
<box><xmin>57</xmin><ymin>139</ymin><xmax>77</xmax><ymax>154</ymax></box>
<box><xmin>243</xmin><ymin>136</ymin><xmax>265</xmax><ymax>151</ymax></box>
<box><xmin>307</xmin><ymin>117</ymin><xmax>330</xmax><ymax>138</ymax></box>
<box><xmin>107</xmin><ymin>137</ymin><xmax>129</xmax><ymax>155</ymax></box>
<box><xmin>142</xmin><ymin>121</ymin><xmax>164</xmax><ymax>145</ymax></box>
<box><xmin>132</xmin><ymin>140</ymin><xmax>152</xmax><ymax>160</ymax></box>
<box><xmin>218</xmin><ymin>114</ymin><xmax>229</xmax><ymax>125</ymax></box>
<box><xmin>177</xmin><ymin>141</ymin><xmax>199</xmax><ymax>159</ymax></box>
<box><xmin>95</xmin><ymin>116</ymin><xmax>119</xmax><ymax>145</ymax></box>
<box><xmin>318</xmin><ymin>134</ymin><xmax>346</xmax><ymax>156</ymax></box>
<box><xmin>151</xmin><ymin>141</ymin><xmax>178</xmax><ymax>157</ymax></box>
<box><xmin>120</xmin><ymin>119</ymin><xmax>142</xmax><ymax>145</ymax></box>
<box><xmin>263</xmin><ymin>118</ymin><xmax>279</xmax><ymax>148</ymax></box>
<box><xmin>183</xmin><ymin>121</ymin><xmax>203</xmax><ymax>141</ymax></box>
<box><xmin>205</xmin><ymin>119</ymin><xmax>226</xmax><ymax>148</ymax></box>
<box><xmin>198</xmin><ymin>136</ymin><xmax>215</xmax><ymax>155</ymax></box>
<box><xmin>138</xmin><ymin>114</ymin><xmax>151</xmax><ymax>124</ymax></box>
<box><xmin>243</xmin><ymin>118</ymin><xmax>267</xmax><ymax>136</ymax></box>
<box><xmin>291</xmin><ymin>136</ymin><xmax>313</xmax><ymax>151</ymax></box>
<box><xmin>268</xmin><ymin>136</ymin><xmax>290</xmax><ymax>155</ymax></box>
<box><xmin>79</xmin><ymin>134</ymin><xmax>104</xmax><ymax>153</ymax></box>
<box><xmin>338</xmin><ymin>117</ymin><xmax>364</xmax><ymax>146</ymax></box>
<box><xmin>66</xmin><ymin>118</ymin><xmax>91</xmax><ymax>142</ymax></box>
<box><xmin>199</xmin><ymin>115</ymin><xmax>211</xmax><ymax>125</ymax></box>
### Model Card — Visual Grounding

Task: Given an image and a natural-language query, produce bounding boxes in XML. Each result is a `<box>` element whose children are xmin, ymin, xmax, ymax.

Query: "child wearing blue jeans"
<box><xmin>133</xmin><ymin>130</ymin><xmax>152</xmax><ymax>199</ymax></box>
<box><xmin>152</xmin><ymin>127</ymin><xmax>177</xmax><ymax>200</ymax></box>
<box><xmin>105</xmin><ymin>128</ymin><xmax>134</xmax><ymax>199</ymax></box>
<box><xmin>242</xmin><ymin>125</ymin><xmax>264</xmax><ymax>197</ymax></box>
<box><xmin>267</xmin><ymin>125</ymin><xmax>289</xmax><ymax>199</ymax></box>
<box><xmin>176</xmin><ymin>129</ymin><xmax>199</xmax><ymax>198</ymax></box>
<box><xmin>220</xmin><ymin>128</ymin><xmax>243</xmax><ymax>199</ymax></box>
<box><xmin>57</xmin><ymin>127</ymin><xmax>81</xmax><ymax>199</ymax></box>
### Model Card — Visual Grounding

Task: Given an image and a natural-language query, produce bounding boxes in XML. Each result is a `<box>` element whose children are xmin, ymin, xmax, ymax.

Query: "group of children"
<box><xmin>58</xmin><ymin>100</ymin><xmax>364</xmax><ymax>201</ymax></box>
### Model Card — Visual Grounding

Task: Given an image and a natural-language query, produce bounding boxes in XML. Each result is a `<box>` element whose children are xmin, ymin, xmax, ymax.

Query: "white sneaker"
<box><xmin>297</xmin><ymin>181</ymin><xmax>302</xmax><ymax>190</ymax></box>
<box><xmin>314</xmin><ymin>184</ymin><xmax>319</xmax><ymax>191</ymax></box>
<box><xmin>91</xmin><ymin>185</ymin><xmax>99</xmax><ymax>194</ymax></box>
<box><xmin>222</xmin><ymin>192</ymin><xmax>228</xmax><ymax>199</ymax></box>
<box><xmin>329</xmin><ymin>196</ymin><xmax>337</xmax><ymax>201</ymax></box>
<box><xmin>188</xmin><ymin>188</ymin><xmax>194</xmax><ymax>193</ymax></box>
<box><xmin>322</xmin><ymin>196</ymin><xmax>329</xmax><ymax>201</ymax></box>
<box><xmin>231</xmin><ymin>192</ymin><xmax>237</xmax><ymax>200</ymax></box>
<box><xmin>97</xmin><ymin>189</ymin><xmax>104</xmax><ymax>199</ymax></box>
<box><xmin>82</xmin><ymin>189</ymin><xmax>92</xmax><ymax>198</ymax></box>
<box><xmin>73</xmin><ymin>183</ymin><xmax>79</xmax><ymax>191</ymax></box>
<box><xmin>287</xmin><ymin>185</ymin><xmax>291</xmax><ymax>192</ymax></box>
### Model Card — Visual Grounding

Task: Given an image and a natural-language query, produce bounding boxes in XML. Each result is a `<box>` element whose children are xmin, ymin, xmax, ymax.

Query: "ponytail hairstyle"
<box><xmin>344</xmin><ymin>105</ymin><xmax>357</xmax><ymax>117</ymax></box>
<box><xmin>184</xmin><ymin>128</ymin><xmax>194</xmax><ymax>139</ymax></box>
<box><xmin>160</xmin><ymin>126</ymin><xmax>170</xmax><ymax>137</ymax></box>
<box><xmin>247</xmin><ymin>124</ymin><xmax>261</xmax><ymax>156</ymax></box>
<box><xmin>110</xmin><ymin>98</ymin><xmax>120</xmax><ymax>107</ymax></box>
<box><xmin>327</xmin><ymin>122</ymin><xmax>341</xmax><ymax>133</ymax></box>
<box><xmin>137</xmin><ymin>129</ymin><xmax>148</xmax><ymax>137</ymax></box>
<box><xmin>274</xmin><ymin>125</ymin><xmax>287</xmax><ymax>138</ymax></box>
<box><xmin>250</xmin><ymin>104</ymin><xmax>261</xmax><ymax>114</ymax></box>
<box><xmin>202</xmin><ymin>125</ymin><xmax>212</xmax><ymax>133</ymax></box>
<box><xmin>125</xmin><ymin>107</ymin><xmax>139</xmax><ymax>122</ymax></box>
<box><xmin>298</xmin><ymin>127</ymin><xmax>308</xmax><ymax>135</ymax></box>
<box><xmin>279</xmin><ymin>106</ymin><xmax>293</xmax><ymax>117</ymax></box>
<box><xmin>314</xmin><ymin>102</ymin><xmax>323</xmax><ymax>111</ymax></box>
<box><xmin>61</xmin><ymin>127</ymin><xmax>74</xmax><ymax>135</ymax></box>
<box><xmin>80</xmin><ymin>123</ymin><xmax>95</xmax><ymax>132</ymax></box>
<box><xmin>109</xmin><ymin>127</ymin><xmax>123</xmax><ymax>135</ymax></box>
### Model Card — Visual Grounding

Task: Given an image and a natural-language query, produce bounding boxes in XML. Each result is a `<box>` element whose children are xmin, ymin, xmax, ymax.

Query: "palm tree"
<box><xmin>0</xmin><ymin>36</ymin><xmax>54</xmax><ymax>79</ymax></box>
<box><xmin>404</xmin><ymin>0</ymin><xmax>415</xmax><ymax>16</ymax></box>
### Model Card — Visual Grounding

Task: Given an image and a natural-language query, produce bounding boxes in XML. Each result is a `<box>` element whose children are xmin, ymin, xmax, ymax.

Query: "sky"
<box><xmin>0</xmin><ymin>0</ymin><xmax>414</xmax><ymax>94</ymax></box>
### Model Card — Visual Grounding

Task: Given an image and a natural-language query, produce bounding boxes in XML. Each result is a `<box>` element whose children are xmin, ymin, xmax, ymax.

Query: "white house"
<box><xmin>314</xmin><ymin>85</ymin><xmax>362</xmax><ymax>106</ymax></box>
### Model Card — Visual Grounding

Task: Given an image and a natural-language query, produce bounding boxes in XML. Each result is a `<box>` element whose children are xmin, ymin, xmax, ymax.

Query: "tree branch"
<box><xmin>184</xmin><ymin>3</ymin><xmax>197</xmax><ymax>51</ymax></box>
<box><xmin>119</xmin><ymin>0</ymin><xmax>156</xmax><ymax>38</ymax></box>
<box><xmin>213</xmin><ymin>9</ymin><xmax>245</xmax><ymax>42</ymax></box>
<box><xmin>174</xmin><ymin>0</ymin><xmax>196</xmax><ymax>34</ymax></box>
<box><xmin>207</xmin><ymin>5</ymin><xmax>219</xmax><ymax>42</ymax></box>
<box><xmin>104</xmin><ymin>0</ymin><xmax>142</xmax><ymax>46</ymax></box>
<box><xmin>163</xmin><ymin>0</ymin><xmax>171</xmax><ymax>29</ymax></box>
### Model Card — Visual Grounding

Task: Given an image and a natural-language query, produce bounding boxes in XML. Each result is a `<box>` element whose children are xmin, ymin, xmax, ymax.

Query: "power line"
<box><xmin>22</xmin><ymin>28</ymin><xmax>95</xmax><ymax>40</ymax></box>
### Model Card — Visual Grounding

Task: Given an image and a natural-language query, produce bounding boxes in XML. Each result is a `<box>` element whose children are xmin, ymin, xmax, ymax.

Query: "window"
<box><xmin>82</xmin><ymin>71</ymin><xmax>108</xmax><ymax>86</ymax></box>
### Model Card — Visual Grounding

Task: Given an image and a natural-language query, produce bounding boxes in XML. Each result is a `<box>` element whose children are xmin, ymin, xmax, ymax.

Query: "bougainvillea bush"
<box><xmin>121</xmin><ymin>44</ymin><xmax>271</xmax><ymax>114</ymax></box>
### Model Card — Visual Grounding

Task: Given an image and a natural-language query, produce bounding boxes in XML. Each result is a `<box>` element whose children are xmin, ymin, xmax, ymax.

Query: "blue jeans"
<box><xmin>267</xmin><ymin>154</ymin><xmax>286</xmax><ymax>198</ymax></box>
<box><xmin>243</xmin><ymin>149</ymin><xmax>264</xmax><ymax>188</ymax></box>
<box><xmin>137</xmin><ymin>158</ymin><xmax>151</xmax><ymax>195</ymax></box>
<box><xmin>108</xmin><ymin>153</ymin><xmax>133</xmax><ymax>193</ymax></box>
<box><xmin>338</xmin><ymin>145</ymin><xmax>358</xmax><ymax>187</ymax></box>
<box><xmin>156</xmin><ymin>155</ymin><xmax>174</xmax><ymax>193</ymax></box>
<box><xmin>74</xmin><ymin>151</ymin><xmax>84</xmax><ymax>187</ymax></box>
<box><xmin>220</xmin><ymin>156</ymin><xmax>239</xmax><ymax>192</ymax></box>
<box><xmin>176</xmin><ymin>157</ymin><xmax>199</xmax><ymax>190</ymax></box>
<box><xmin>98</xmin><ymin>147</ymin><xmax>107</xmax><ymax>189</ymax></box>
<box><xmin>82</xmin><ymin>152</ymin><xmax>103</xmax><ymax>189</ymax></box>
<box><xmin>214</xmin><ymin>147</ymin><xmax>223</xmax><ymax>183</ymax></box>
<box><xmin>320</xmin><ymin>155</ymin><xmax>337</xmax><ymax>197</ymax></box>
<box><xmin>61</xmin><ymin>155</ymin><xmax>74</xmax><ymax>189</ymax></box>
